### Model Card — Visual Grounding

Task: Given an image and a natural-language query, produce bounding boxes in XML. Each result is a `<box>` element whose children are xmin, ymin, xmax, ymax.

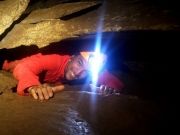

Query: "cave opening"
<box><xmin>0</xmin><ymin>30</ymin><xmax>177</xmax><ymax>101</ymax></box>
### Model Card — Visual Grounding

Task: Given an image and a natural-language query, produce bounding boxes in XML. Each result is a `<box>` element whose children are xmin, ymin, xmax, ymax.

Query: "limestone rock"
<box><xmin>0</xmin><ymin>0</ymin><xmax>179</xmax><ymax>49</ymax></box>
<box><xmin>0</xmin><ymin>1</ymin><xmax>101</xmax><ymax>49</ymax></box>
<box><xmin>0</xmin><ymin>0</ymin><xmax>30</xmax><ymax>35</ymax></box>
<box><xmin>22</xmin><ymin>1</ymin><xmax>100</xmax><ymax>24</ymax></box>
<box><xmin>0</xmin><ymin>20</ymin><xmax>69</xmax><ymax>48</ymax></box>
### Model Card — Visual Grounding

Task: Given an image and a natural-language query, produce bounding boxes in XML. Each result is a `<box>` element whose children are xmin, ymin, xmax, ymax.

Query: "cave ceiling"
<box><xmin>0</xmin><ymin>0</ymin><xmax>179</xmax><ymax>49</ymax></box>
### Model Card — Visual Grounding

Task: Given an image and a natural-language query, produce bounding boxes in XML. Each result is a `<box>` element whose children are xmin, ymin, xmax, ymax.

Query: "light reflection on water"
<box><xmin>57</xmin><ymin>107</ymin><xmax>94</xmax><ymax>135</ymax></box>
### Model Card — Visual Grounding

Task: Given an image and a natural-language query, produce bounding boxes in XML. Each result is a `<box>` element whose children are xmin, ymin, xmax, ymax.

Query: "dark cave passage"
<box><xmin>1</xmin><ymin>30</ymin><xmax>177</xmax><ymax>100</ymax></box>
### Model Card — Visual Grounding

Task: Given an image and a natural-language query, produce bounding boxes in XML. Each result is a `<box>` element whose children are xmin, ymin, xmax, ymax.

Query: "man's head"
<box><xmin>64</xmin><ymin>52</ymin><xmax>106</xmax><ymax>81</ymax></box>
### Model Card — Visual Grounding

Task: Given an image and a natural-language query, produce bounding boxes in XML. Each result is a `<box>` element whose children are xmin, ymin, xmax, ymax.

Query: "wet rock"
<box><xmin>0</xmin><ymin>68</ymin><xmax>173</xmax><ymax>135</ymax></box>
<box><xmin>0</xmin><ymin>84</ymin><xmax>168</xmax><ymax>135</ymax></box>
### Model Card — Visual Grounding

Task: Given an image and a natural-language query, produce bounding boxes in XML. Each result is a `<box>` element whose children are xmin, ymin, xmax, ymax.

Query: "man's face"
<box><xmin>65</xmin><ymin>55</ymin><xmax>89</xmax><ymax>81</ymax></box>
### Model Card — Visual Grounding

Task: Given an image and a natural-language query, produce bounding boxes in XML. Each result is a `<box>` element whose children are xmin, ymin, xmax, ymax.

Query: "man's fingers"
<box><xmin>30</xmin><ymin>88</ymin><xmax>38</xmax><ymax>100</ymax></box>
<box><xmin>104</xmin><ymin>86</ymin><xmax>110</xmax><ymax>95</ymax></box>
<box><xmin>108</xmin><ymin>87</ymin><xmax>114</xmax><ymax>94</ymax></box>
<box><xmin>37</xmin><ymin>87</ymin><xmax>44</xmax><ymax>100</ymax></box>
<box><xmin>46</xmin><ymin>86</ymin><xmax>53</xmax><ymax>98</ymax></box>
<box><xmin>99</xmin><ymin>85</ymin><xmax>105</xmax><ymax>94</ymax></box>
<box><xmin>41</xmin><ymin>87</ymin><xmax>49</xmax><ymax>100</ymax></box>
<box><xmin>99</xmin><ymin>85</ymin><xmax>114</xmax><ymax>96</ymax></box>
<box><xmin>113</xmin><ymin>89</ymin><xmax>121</xmax><ymax>95</ymax></box>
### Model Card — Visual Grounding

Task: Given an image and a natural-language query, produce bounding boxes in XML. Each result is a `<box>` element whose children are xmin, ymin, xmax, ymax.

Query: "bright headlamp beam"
<box><xmin>91</xmin><ymin>25</ymin><xmax>103</xmax><ymax>86</ymax></box>
<box><xmin>90</xmin><ymin>4</ymin><xmax>106</xmax><ymax>87</ymax></box>
<box><xmin>90</xmin><ymin>53</ymin><xmax>102</xmax><ymax>84</ymax></box>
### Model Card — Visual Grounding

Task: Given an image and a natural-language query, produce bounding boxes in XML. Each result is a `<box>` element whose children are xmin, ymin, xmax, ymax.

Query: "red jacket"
<box><xmin>3</xmin><ymin>53</ymin><xmax>124</xmax><ymax>95</ymax></box>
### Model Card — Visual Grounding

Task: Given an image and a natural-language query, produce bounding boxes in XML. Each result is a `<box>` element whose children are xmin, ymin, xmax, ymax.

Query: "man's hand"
<box><xmin>28</xmin><ymin>83</ymin><xmax>64</xmax><ymax>100</ymax></box>
<box><xmin>89</xmin><ymin>84</ymin><xmax>121</xmax><ymax>96</ymax></box>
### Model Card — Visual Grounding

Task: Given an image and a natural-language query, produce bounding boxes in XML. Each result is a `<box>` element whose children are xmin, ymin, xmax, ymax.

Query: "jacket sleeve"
<box><xmin>13</xmin><ymin>63</ymin><xmax>41</xmax><ymax>96</ymax></box>
<box><xmin>12</xmin><ymin>54</ymin><xmax>61</xmax><ymax>96</ymax></box>
<box><xmin>97</xmin><ymin>70</ymin><xmax>124</xmax><ymax>90</ymax></box>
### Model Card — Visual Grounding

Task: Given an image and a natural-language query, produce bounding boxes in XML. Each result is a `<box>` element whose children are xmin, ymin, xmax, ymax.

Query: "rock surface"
<box><xmin>0</xmin><ymin>1</ymin><xmax>178</xmax><ymax>134</ymax></box>
<box><xmin>0</xmin><ymin>0</ymin><xmax>180</xmax><ymax>49</ymax></box>
<box><xmin>0</xmin><ymin>71</ymin><xmax>170</xmax><ymax>135</ymax></box>
<box><xmin>0</xmin><ymin>0</ymin><xmax>30</xmax><ymax>35</ymax></box>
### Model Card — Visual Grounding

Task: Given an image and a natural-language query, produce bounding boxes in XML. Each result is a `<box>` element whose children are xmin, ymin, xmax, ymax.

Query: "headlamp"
<box><xmin>80</xmin><ymin>51</ymin><xmax>107</xmax><ymax>84</ymax></box>
<box><xmin>88</xmin><ymin>53</ymin><xmax>106</xmax><ymax>72</ymax></box>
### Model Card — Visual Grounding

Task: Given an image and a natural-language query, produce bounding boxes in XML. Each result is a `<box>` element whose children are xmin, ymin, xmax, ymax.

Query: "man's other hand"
<box><xmin>89</xmin><ymin>84</ymin><xmax>121</xmax><ymax>96</ymax></box>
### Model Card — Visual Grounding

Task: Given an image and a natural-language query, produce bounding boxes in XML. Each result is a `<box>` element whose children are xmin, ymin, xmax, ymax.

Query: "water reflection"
<box><xmin>58</xmin><ymin>107</ymin><xmax>94</xmax><ymax>135</ymax></box>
